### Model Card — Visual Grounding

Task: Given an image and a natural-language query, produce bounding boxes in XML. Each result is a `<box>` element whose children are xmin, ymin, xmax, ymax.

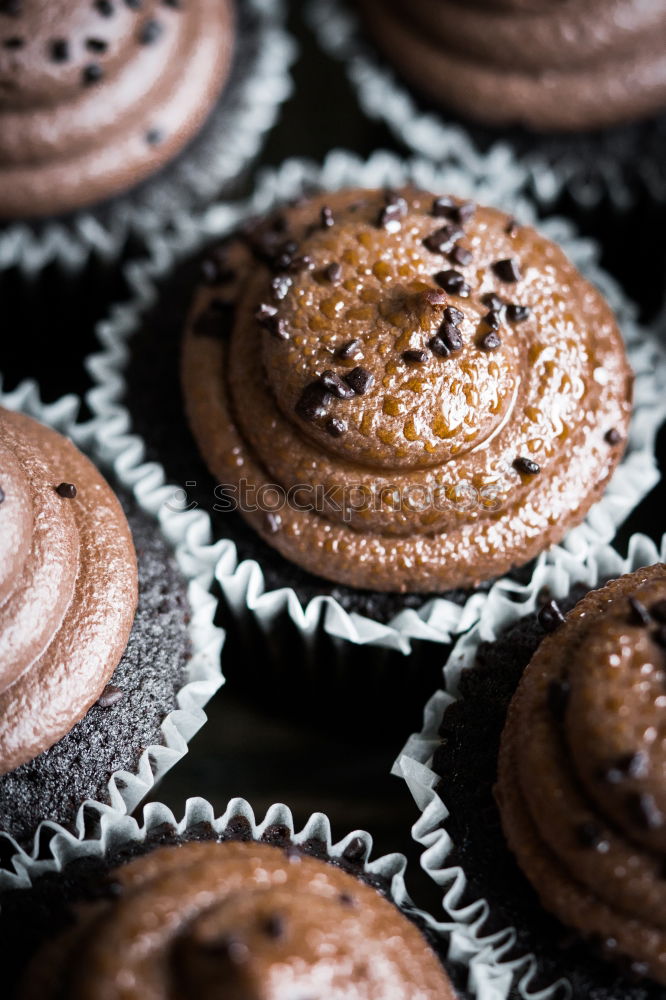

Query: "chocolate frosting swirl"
<box><xmin>19</xmin><ymin>840</ymin><xmax>455</xmax><ymax>999</ymax></box>
<box><xmin>497</xmin><ymin>564</ymin><xmax>666</xmax><ymax>983</ymax></box>
<box><xmin>0</xmin><ymin>408</ymin><xmax>137</xmax><ymax>773</ymax></box>
<box><xmin>0</xmin><ymin>0</ymin><xmax>234</xmax><ymax>218</ymax></box>
<box><xmin>182</xmin><ymin>188</ymin><xmax>631</xmax><ymax>593</ymax></box>
<box><xmin>359</xmin><ymin>0</ymin><xmax>666</xmax><ymax>130</ymax></box>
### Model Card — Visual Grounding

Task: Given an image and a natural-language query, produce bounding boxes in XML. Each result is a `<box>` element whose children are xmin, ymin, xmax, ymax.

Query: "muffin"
<box><xmin>357</xmin><ymin>0</ymin><xmax>666</xmax><ymax>132</ymax></box>
<box><xmin>182</xmin><ymin>186</ymin><xmax>632</xmax><ymax>594</ymax></box>
<box><xmin>0</xmin><ymin>405</ymin><xmax>215</xmax><ymax>849</ymax></box>
<box><xmin>0</xmin><ymin>0</ymin><xmax>234</xmax><ymax>219</ymax></box>
<box><xmin>0</xmin><ymin>802</ymin><xmax>458</xmax><ymax>999</ymax></box>
<box><xmin>407</xmin><ymin>554</ymin><xmax>666</xmax><ymax>997</ymax></box>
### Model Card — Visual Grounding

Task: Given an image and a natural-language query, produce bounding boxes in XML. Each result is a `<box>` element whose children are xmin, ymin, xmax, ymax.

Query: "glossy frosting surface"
<box><xmin>359</xmin><ymin>0</ymin><xmax>666</xmax><ymax>130</ymax></box>
<box><xmin>497</xmin><ymin>563</ymin><xmax>666</xmax><ymax>983</ymax></box>
<box><xmin>19</xmin><ymin>839</ymin><xmax>456</xmax><ymax>999</ymax></box>
<box><xmin>0</xmin><ymin>407</ymin><xmax>137</xmax><ymax>773</ymax></box>
<box><xmin>0</xmin><ymin>0</ymin><xmax>234</xmax><ymax>218</ymax></box>
<box><xmin>182</xmin><ymin>188</ymin><xmax>631</xmax><ymax>593</ymax></box>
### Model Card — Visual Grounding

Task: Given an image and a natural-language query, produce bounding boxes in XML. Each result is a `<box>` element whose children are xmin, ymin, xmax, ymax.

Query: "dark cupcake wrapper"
<box><xmin>0</xmin><ymin>0</ymin><xmax>295</xmax><ymax>276</ymax></box>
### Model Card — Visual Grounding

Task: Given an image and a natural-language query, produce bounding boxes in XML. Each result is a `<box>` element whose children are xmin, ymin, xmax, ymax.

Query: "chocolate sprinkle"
<box><xmin>547</xmin><ymin>676</ymin><xmax>571</xmax><ymax>720</ymax></box>
<box><xmin>424</xmin><ymin>225</ymin><xmax>464</xmax><ymax>256</ymax></box>
<box><xmin>50</xmin><ymin>39</ymin><xmax>70</xmax><ymax>62</ymax></box>
<box><xmin>481</xmin><ymin>292</ymin><xmax>504</xmax><ymax>311</ymax></box>
<box><xmin>438</xmin><ymin>321</ymin><xmax>463</xmax><ymax>352</ymax></box>
<box><xmin>505</xmin><ymin>218</ymin><xmax>520</xmax><ymax>236</ymax></box>
<box><xmin>337</xmin><ymin>339</ymin><xmax>362</xmax><ymax>361</ymax></box>
<box><xmin>483</xmin><ymin>309</ymin><xmax>501</xmax><ymax>331</ymax></box>
<box><xmin>82</xmin><ymin>63</ymin><xmax>103</xmax><ymax>85</ymax></box>
<box><xmin>605</xmin><ymin>427</ymin><xmax>622</xmax><ymax>445</ymax></box>
<box><xmin>325</xmin><ymin>417</ymin><xmax>347</xmax><ymax>438</ymax></box>
<box><xmin>434</xmin><ymin>269</ymin><xmax>468</xmax><ymax>295</ymax></box>
<box><xmin>295</xmin><ymin>382</ymin><xmax>332</xmax><ymax>422</ymax></box>
<box><xmin>320</xmin><ymin>206</ymin><xmax>334</xmax><ymax>229</ymax></box>
<box><xmin>96</xmin><ymin>685</ymin><xmax>124</xmax><ymax>709</ymax></box>
<box><xmin>86</xmin><ymin>37</ymin><xmax>108</xmax><ymax>53</ymax></box>
<box><xmin>628</xmin><ymin>596</ymin><xmax>652</xmax><ymax>627</ymax></box>
<box><xmin>145</xmin><ymin>127</ymin><xmax>164</xmax><ymax>146</ymax></box>
<box><xmin>538</xmin><ymin>599</ymin><xmax>566</xmax><ymax>633</ymax></box>
<box><xmin>55</xmin><ymin>482</ymin><xmax>77</xmax><ymax>499</ymax></box>
<box><xmin>626</xmin><ymin>791</ymin><xmax>663</xmax><ymax>830</ymax></box>
<box><xmin>139</xmin><ymin>18</ymin><xmax>163</xmax><ymax>44</ymax></box>
<box><xmin>506</xmin><ymin>303</ymin><xmax>531</xmax><ymax>323</ymax></box>
<box><xmin>450</xmin><ymin>245</ymin><xmax>473</xmax><ymax>267</ymax></box>
<box><xmin>344</xmin><ymin>367</ymin><xmax>374</xmax><ymax>396</ymax></box>
<box><xmin>255</xmin><ymin>303</ymin><xmax>287</xmax><ymax>340</ymax></box>
<box><xmin>2</xmin><ymin>36</ymin><xmax>23</xmax><ymax>47</ymax></box>
<box><xmin>513</xmin><ymin>456</ymin><xmax>541</xmax><ymax>475</ymax></box>
<box><xmin>320</xmin><ymin>370</ymin><xmax>355</xmax><ymax>399</ymax></box>
<box><xmin>480</xmin><ymin>331</ymin><xmax>501</xmax><ymax>352</ymax></box>
<box><xmin>402</xmin><ymin>349</ymin><xmax>428</xmax><ymax>364</ymax></box>
<box><xmin>342</xmin><ymin>836</ymin><xmax>367</xmax><ymax>863</ymax></box>
<box><xmin>324</xmin><ymin>262</ymin><xmax>342</xmax><ymax>284</ymax></box>
<box><xmin>493</xmin><ymin>258</ymin><xmax>522</xmax><ymax>283</ymax></box>
<box><xmin>0</xmin><ymin>486</ymin><xmax>4</xmax><ymax>504</ymax></box>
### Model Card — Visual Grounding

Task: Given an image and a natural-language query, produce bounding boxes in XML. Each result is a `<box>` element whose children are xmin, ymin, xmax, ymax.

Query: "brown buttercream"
<box><xmin>0</xmin><ymin>408</ymin><xmax>137</xmax><ymax>774</ymax></box>
<box><xmin>359</xmin><ymin>0</ymin><xmax>666</xmax><ymax>131</ymax></box>
<box><xmin>0</xmin><ymin>0</ymin><xmax>234</xmax><ymax>219</ymax></box>
<box><xmin>182</xmin><ymin>188</ymin><xmax>631</xmax><ymax>593</ymax></box>
<box><xmin>19</xmin><ymin>839</ymin><xmax>456</xmax><ymax>999</ymax></box>
<box><xmin>496</xmin><ymin>563</ymin><xmax>666</xmax><ymax>983</ymax></box>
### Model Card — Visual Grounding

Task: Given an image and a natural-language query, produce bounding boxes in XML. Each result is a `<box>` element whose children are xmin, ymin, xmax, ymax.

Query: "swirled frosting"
<box><xmin>0</xmin><ymin>0</ymin><xmax>234</xmax><ymax>219</ymax></box>
<box><xmin>359</xmin><ymin>0</ymin><xmax>666</xmax><ymax>131</ymax></box>
<box><xmin>0</xmin><ymin>407</ymin><xmax>137</xmax><ymax>774</ymax></box>
<box><xmin>496</xmin><ymin>563</ymin><xmax>666</xmax><ymax>983</ymax></box>
<box><xmin>182</xmin><ymin>188</ymin><xmax>631</xmax><ymax>593</ymax></box>
<box><xmin>19</xmin><ymin>839</ymin><xmax>455</xmax><ymax>999</ymax></box>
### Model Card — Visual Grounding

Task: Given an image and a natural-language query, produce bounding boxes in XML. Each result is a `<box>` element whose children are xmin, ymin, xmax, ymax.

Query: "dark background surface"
<box><xmin>1</xmin><ymin>4</ymin><xmax>665</xmax><ymax>919</ymax></box>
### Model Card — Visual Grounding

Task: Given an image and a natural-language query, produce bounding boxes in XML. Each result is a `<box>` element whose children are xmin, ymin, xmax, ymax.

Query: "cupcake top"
<box><xmin>19</xmin><ymin>839</ymin><xmax>455</xmax><ymax>998</ymax></box>
<box><xmin>0</xmin><ymin>0</ymin><xmax>234</xmax><ymax>218</ymax></box>
<box><xmin>359</xmin><ymin>0</ymin><xmax>666</xmax><ymax>130</ymax></box>
<box><xmin>182</xmin><ymin>187</ymin><xmax>631</xmax><ymax>593</ymax></box>
<box><xmin>497</xmin><ymin>563</ymin><xmax>666</xmax><ymax>983</ymax></box>
<box><xmin>0</xmin><ymin>407</ymin><xmax>137</xmax><ymax>773</ymax></box>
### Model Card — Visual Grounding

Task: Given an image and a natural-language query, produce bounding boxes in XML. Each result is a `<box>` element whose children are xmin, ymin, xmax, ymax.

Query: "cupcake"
<box><xmin>182</xmin><ymin>186</ymin><xmax>631</xmax><ymax>593</ymax></box>
<box><xmin>0</xmin><ymin>399</ymin><xmax>223</xmax><ymax>850</ymax></box>
<box><xmin>396</xmin><ymin>536</ymin><xmax>666</xmax><ymax>998</ymax></box>
<box><xmin>0</xmin><ymin>798</ymin><xmax>459</xmax><ymax>999</ymax></box>
<box><xmin>0</xmin><ymin>0</ymin><xmax>234</xmax><ymax>219</ymax></box>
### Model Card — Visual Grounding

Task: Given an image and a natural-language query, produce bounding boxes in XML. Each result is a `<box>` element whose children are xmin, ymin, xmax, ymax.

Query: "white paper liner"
<box><xmin>0</xmin><ymin>0</ymin><xmax>295</xmax><ymax>277</ymax></box>
<box><xmin>393</xmin><ymin>532</ymin><xmax>666</xmax><ymax>1000</ymax></box>
<box><xmin>0</xmin><ymin>377</ymin><xmax>225</xmax><ymax>857</ymax></box>
<box><xmin>85</xmin><ymin>148</ymin><xmax>666</xmax><ymax>660</ymax></box>
<box><xmin>307</xmin><ymin>0</ymin><xmax>664</xmax><ymax>211</ymax></box>
<box><xmin>0</xmin><ymin>795</ymin><xmax>513</xmax><ymax>999</ymax></box>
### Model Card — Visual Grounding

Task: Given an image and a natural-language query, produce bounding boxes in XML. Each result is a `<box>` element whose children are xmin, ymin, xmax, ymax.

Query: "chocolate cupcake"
<box><xmin>0</xmin><ymin>798</ymin><xmax>460</xmax><ymax>999</ymax></box>
<box><xmin>0</xmin><ymin>396</ymin><xmax>223</xmax><ymax>850</ymax></box>
<box><xmin>396</xmin><ymin>535</ymin><xmax>666</xmax><ymax>998</ymax></box>
<box><xmin>183</xmin><ymin>187</ymin><xmax>632</xmax><ymax>593</ymax></box>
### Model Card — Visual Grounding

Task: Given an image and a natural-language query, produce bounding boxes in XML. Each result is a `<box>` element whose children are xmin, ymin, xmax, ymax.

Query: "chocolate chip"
<box><xmin>651</xmin><ymin>600</ymin><xmax>666</xmax><ymax>623</ymax></box>
<box><xmin>82</xmin><ymin>63</ymin><xmax>103</xmax><ymax>84</ymax></box>
<box><xmin>342</xmin><ymin>836</ymin><xmax>367</xmax><ymax>863</ymax></box>
<box><xmin>50</xmin><ymin>39</ymin><xmax>69</xmax><ymax>62</ymax></box>
<box><xmin>434</xmin><ymin>269</ymin><xmax>468</xmax><ymax>295</ymax></box>
<box><xmin>337</xmin><ymin>339</ymin><xmax>363</xmax><ymax>361</ymax></box>
<box><xmin>438</xmin><ymin>321</ymin><xmax>463</xmax><ymax>352</ymax></box>
<box><xmin>628</xmin><ymin>597</ymin><xmax>652</xmax><ymax>627</ymax></box>
<box><xmin>344</xmin><ymin>367</ymin><xmax>374</xmax><ymax>396</ymax></box>
<box><xmin>255</xmin><ymin>303</ymin><xmax>287</xmax><ymax>340</ymax></box>
<box><xmin>432</xmin><ymin>196</ymin><xmax>457</xmax><ymax>218</ymax></box>
<box><xmin>55</xmin><ymin>482</ymin><xmax>77</xmax><ymax>499</ymax></box>
<box><xmin>378</xmin><ymin>191</ymin><xmax>407</xmax><ymax>232</ymax></box>
<box><xmin>324</xmin><ymin>262</ymin><xmax>341</xmax><ymax>283</ymax></box>
<box><xmin>326</xmin><ymin>417</ymin><xmax>347</xmax><ymax>437</ymax></box>
<box><xmin>444</xmin><ymin>306</ymin><xmax>464</xmax><ymax>326</ymax></box>
<box><xmin>506</xmin><ymin>304</ymin><xmax>530</xmax><ymax>323</ymax></box>
<box><xmin>575</xmin><ymin>821</ymin><xmax>608</xmax><ymax>851</ymax></box>
<box><xmin>139</xmin><ymin>18</ymin><xmax>163</xmax><ymax>44</ymax></box>
<box><xmin>626</xmin><ymin>791</ymin><xmax>663</xmax><ymax>831</ymax></box>
<box><xmin>320</xmin><ymin>206</ymin><xmax>334</xmax><ymax>229</ymax></box>
<box><xmin>270</xmin><ymin>275</ymin><xmax>292</xmax><ymax>302</ymax></box>
<box><xmin>450</xmin><ymin>245</ymin><xmax>472</xmax><ymax>267</ymax></box>
<box><xmin>547</xmin><ymin>677</ymin><xmax>570</xmax><ymax>720</ymax></box>
<box><xmin>145</xmin><ymin>127</ymin><xmax>163</xmax><ymax>146</ymax></box>
<box><xmin>94</xmin><ymin>0</ymin><xmax>114</xmax><ymax>16</ymax></box>
<box><xmin>424</xmin><ymin>226</ymin><xmax>464</xmax><ymax>255</ymax></box>
<box><xmin>320</xmin><ymin>370</ymin><xmax>355</xmax><ymax>399</ymax></box>
<box><xmin>262</xmin><ymin>914</ymin><xmax>285</xmax><ymax>939</ymax></box>
<box><xmin>339</xmin><ymin>893</ymin><xmax>355</xmax><ymax>907</ymax></box>
<box><xmin>432</xmin><ymin>197</ymin><xmax>475</xmax><ymax>224</ymax></box>
<box><xmin>480</xmin><ymin>331</ymin><xmax>501</xmax><ymax>351</ymax></box>
<box><xmin>604</xmin><ymin>428</ymin><xmax>622</xmax><ymax>445</ymax></box>
<box><xmin>493</xmin><ymin>258</ymin><xmax>522</xmax><ymax>283</ymax></box>
<box><xmin>505</xmin><ymin>218</ymin><xmax>520</xmax><ymax>236</ymax></box>
<box><xmin>86</xmin><ymin>37</ymin><xmax>108</xmax><ymax>53</ymax></box>
<box><xmin>481</xmin><ymin>292</ymin><xmax>504</xmax><ymax>311</ymax></box>
<box><xmin>2</xmin><ymin>36</ymin><xmax>23</xmax><ymax>47</ymax></box>
<box><xmin>483</xmin><ymin>309</ymin><xmax>501</xmax><ymax>331</ymax></box>
<box><xmin>296</xmin><ymin>382</ymin><xmax>332</xmax><ymax>422</ymax></box>
<box><xmin>264</xmin><ymin>512</ymin><xmax>282</xmax><ymax>535</ymax></box>
<box><xmin>402</xmin><ymin>349</ymin><xmax>428</xmax><ymax>364</ymax></box>
<box><xmin>513</xmin><ymin>456</ymin><xmax>541</xmax><ymax>475</ymax></box>
<box><xmin>0</xmin><ymin>486</ymin><xmax>4</xmax><ymax>503</ymax></box>
<box><xmin>96</xmin><ymin>685</ymin><xmax>124</xmax><ymax>708</ymax></box>
<box><xmin>538</xmin><ymin>599</ymin><xmax>566</xmax><ymax>632</ymax></box>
